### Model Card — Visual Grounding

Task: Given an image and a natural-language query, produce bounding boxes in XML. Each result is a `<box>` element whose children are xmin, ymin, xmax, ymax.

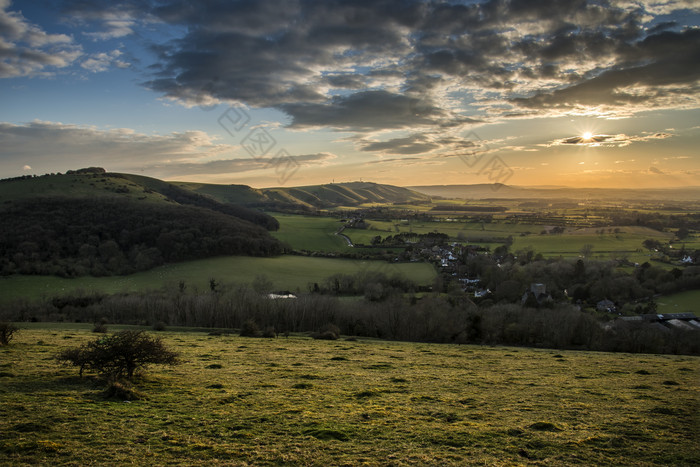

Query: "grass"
<box><xmin>1</xmin><ymin>327</ymin><xmax>698</xmax><ymax>465</ymax></box>
<box><xmin>0</xmin><ymin>255</ymin><xmax>436</xmax><ymax>303</ymax></box>
<box><xmin>344</xmin><ymin>218</ymin><xmax>673</xmax><ymax>261</ymax></box>
<box><xmin>270</xmin><ymin>214</ymin><xmax>350</xmax><ymax>252</ymax></box>
<box><xmin>657</xmin><ymin>289</ymin><xmax>700</xmax><ymax>313</ymax></box>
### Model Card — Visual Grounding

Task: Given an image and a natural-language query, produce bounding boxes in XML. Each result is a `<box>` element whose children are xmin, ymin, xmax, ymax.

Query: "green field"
<box><xmin>1</xmin><ymin>328</ymin><xmax>698</xmax><ymax>465</ymax></box>
<box><xmin>343</xmin><ymin>218</ymin><xmax>673</xmax><ymax>261</ymax></box>
<box><xmin>0</xmin><ymin>255</ymin><xmax>436</xmax><ymax>303</ymax></box>
<box><xmin>270</xmin><ymin>214</ymin><xmax>350</xmax><ymax>252</ymax></box>
<box><xmin>657</xmin><ymin>290</ymin><xmax>700</xmax><ymax>313</ymax></box>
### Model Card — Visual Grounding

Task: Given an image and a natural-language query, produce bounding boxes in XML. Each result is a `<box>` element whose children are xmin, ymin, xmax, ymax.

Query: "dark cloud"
<box><xmin>281</xmin><ymin>91</ymin><xmax>448</xmax><ymax>130</ymax></box>
<box><xmin>59</xmin><ymin>0</ymin><xmax>700</xmax><ymax>129</ymax></box>
<box><xmin>512</xmin><ymin>28</ymin><xmax>700</xmax><ymax>110</ymax></box>
<box><xmin>548</xmin><ymin>132</ymin><xmax>672</xmax><ymax>147</ymax></box>
<box><xmin>360</xmin><ymin>134</ymin><xmax>439</xmax><ymax>155</ymax></box>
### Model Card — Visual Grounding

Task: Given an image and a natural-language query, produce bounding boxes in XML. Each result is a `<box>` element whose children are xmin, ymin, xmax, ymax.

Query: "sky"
<box><xmin>1</xmin><ymin>0</ymin><xmax>699</xmax><ymax>188</ymax></box>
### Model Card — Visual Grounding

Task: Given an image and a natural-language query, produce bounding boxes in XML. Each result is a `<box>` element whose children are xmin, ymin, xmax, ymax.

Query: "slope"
<box><xmin>0</xmin><ymin>169</ymin><xmax>284</xmax><ymax>277</ymax></box>
<box><xmin>177</xmin><ymin>180</ymin><xmax>432</xmax><ymax>209</ymax></box>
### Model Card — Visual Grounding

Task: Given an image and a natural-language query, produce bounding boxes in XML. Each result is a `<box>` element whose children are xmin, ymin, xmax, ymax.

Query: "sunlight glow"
<box><xmin>582</xmin><ymin>131</ymin><xmax>593</xmax><ymax>140</ymax></box>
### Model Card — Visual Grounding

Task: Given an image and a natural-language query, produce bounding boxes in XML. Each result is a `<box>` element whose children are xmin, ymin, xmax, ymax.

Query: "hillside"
<box><xmin>0</xmin><ymin>169</ymin><xmax>283</xmax><ymax>277</ymax></box>
<box><xmin>176</xmin><ymin>180</ymin><xmax>431</xmax><ymax>209</ymax></box>
<box><xmin>409</xmin><ymin>184</ymin><xmax>700</xmax><ymax>201</ymax></box>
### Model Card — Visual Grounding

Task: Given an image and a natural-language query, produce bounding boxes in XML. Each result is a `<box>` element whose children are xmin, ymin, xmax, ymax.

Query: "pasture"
<box><xmin>0</xmin><ymin>255</ymin><xmax>436</xmax><ymax>304</ymax></box>
<box><xmin>270</xmin><ymin>214</ymin><xmax>350</xmax><ymax>252</ymax></box>
<box><xmin>657</xmin><ymin>289</ymin><xmax>700</xmax><ymax>313</ymax></box>
<box><xmin>344</xmin><ymin>216</ymin><xmax>673</xmax><ymax>262</ymax></box>
<box><xmin>1</xmin><ymin>327</ymin><xmax>698</xmax><ymax>465</ymax></box>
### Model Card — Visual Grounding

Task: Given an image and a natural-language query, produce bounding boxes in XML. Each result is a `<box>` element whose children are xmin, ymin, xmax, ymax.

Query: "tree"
<box><xmin>643</xmin><ymin>239</ymin><xmax>662</xmax><ymax>252</ymax></box>
<box><xmin>252</xmin><ymin>274</ymin><xmax>273</xmax><ymax>294</ymax></box>
<box><xmin>676</xmin><ymin>227</ymin><xmax>689</xmax><ymax>240</ymax></box>
<box><xmin>0</xmin><ymin>322</ymin><xmax>19</xmax><ymax>346</ymax></box>
<box><xmin>57</xmin><ymin>330</ymin><xmax>179</xmax><ymax>380</ymax></box>
<box><xmin>580</xmin><ymin>244</ymin><xmax>594</xmax><ymax>258</ymax></box>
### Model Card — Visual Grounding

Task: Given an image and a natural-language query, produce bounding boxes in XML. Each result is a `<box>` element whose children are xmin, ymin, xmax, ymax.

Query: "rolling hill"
<box><xmin>408</xmin><ymin>184</ymin><xmax>700</xmax><ymax>201</ymax></box>
<box><xmin>0</xmin><ymin>169</ymin><xmax>284</xmax><ymax>277</ymax></box>
<box><xmin>176</xmin><ymin>181</ymin><xmax>432</xmax><ymax>209</ymax></box>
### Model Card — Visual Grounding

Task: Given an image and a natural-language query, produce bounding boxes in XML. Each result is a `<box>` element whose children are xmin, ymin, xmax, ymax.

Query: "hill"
<box><xmin>409</xmin><ymin>184</ymin><xmax>700</xmax><ymax>201</ymax></box>
<box><xmin>0</xmin><ymin>170</ymin><xmax>283</xmax><ymax>277</ymax></box>
<box><xmin>176</xmin><ymin>181</ymin><xmax>431</xmax><ymax>209</ymax></box>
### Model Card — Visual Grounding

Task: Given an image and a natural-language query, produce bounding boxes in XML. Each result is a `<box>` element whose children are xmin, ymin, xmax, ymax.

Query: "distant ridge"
<box><xmin>408</xmin><ymin>184</ymin><xmax>700</xmax><ymax>201</ymax></box>
<box><xmin>176</xmin><ymin>180</ymin><xmax>431</xmax><ymax>209</ymax></box>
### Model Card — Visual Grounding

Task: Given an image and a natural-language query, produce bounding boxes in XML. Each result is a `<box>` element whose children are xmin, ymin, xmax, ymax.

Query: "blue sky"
<box><xmin>1</xmin><ymin>0</ymin><xmax>699</xmax><ymax>188</ymax></box>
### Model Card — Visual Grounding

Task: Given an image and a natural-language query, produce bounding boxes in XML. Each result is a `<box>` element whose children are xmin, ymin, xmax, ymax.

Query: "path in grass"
<box><xmin>1</xmin><ymin>328</ymin><xmax>698</xmax><ymax>465</ymax></box>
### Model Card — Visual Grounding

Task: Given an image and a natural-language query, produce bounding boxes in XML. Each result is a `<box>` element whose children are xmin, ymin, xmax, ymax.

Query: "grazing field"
<box><xmin>344</xmin><ymin>217</ymin><xmax>672</xmax><ymax>260</ymax></box>
<box><xmin>657</xmin><ymin>290</ymin><xmax>700</xmax><ymax>313</ymax></box>
<box><xmin>0</xmin><ymin>255</ymin><xmax>436</xmax><ymax>304</ymax></box>
<box><xmin>1</xmin><ymin>327</ymin><xmax>698</xmax><ymax>466</ymax></box>
<box><xmin>270</xmin><ymin>214</ymin><xmax>350</xmax><ymax>252</ymax></box>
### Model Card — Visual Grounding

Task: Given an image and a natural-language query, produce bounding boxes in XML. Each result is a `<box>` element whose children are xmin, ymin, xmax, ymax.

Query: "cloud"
<box><xmin>0</xmin><ymin>120</ymin><xmax>225</xmax><ymax>168</ymax></box>
<box><xmin>144</xmin><ymin>152</ymin><xmax>336</xmax><ymax>178</ymax></box>
<box><xmin>81</xmin><ymin>49</ymin><xmax>129</xmax><ymax>72</ymax></box>
<box><xmin>0</xmin><ymin>2</ymin><xmax>81</xmax><ymax>78</ymax></box>
<box><xmin>83</xmin><ymin>19</ymin><xmax>135</xmax><ymax>40</ymax></box>
<box><xmin>548</xmin><ymin>132</ymin><xmax>672</xmax><ymax>147</ymax></box>
<box><xmin>355</xmin><ymin>131</ymin><xmax>483</xmax><ymax>157</ymax></box>
<box><xmin>360</xmin><ymin>134</ymin><xmax>439</xmax><ymax>155</ymax></box>
<box><xmin>281</xmin><ymin>91</ymin><xmax>457</xmax><ymax>131</ymax></box>
<box><xmin>649</xmin><ymin>166</ymin><xmax>665</xmax><ymax>174</ymax></box>
<box><xmin>49</xmin><ymin>0</ymin><xmax>700</xmax><ymax>127</ymax></box>
<box><xmin>0</xmin><ymin>120</ymin><xmax>335</xmax><ymax>180</ymax></box>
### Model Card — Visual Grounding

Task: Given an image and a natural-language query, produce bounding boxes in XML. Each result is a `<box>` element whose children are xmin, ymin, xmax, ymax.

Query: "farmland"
<box><xmin>0</xmin><ymin>255</ymin><xmax>436</xmax><ymax>304</ymax></box>
<box><xmin>1</xmin><ymin>327</ymin><xmax>698</xmax><ymax>466</ymax></box>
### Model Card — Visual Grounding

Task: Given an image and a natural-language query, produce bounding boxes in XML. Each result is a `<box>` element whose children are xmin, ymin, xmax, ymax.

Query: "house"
<box><xmin>474</xmin><ymin>288</ymin><xmax>491</xmax><ymax>298</ymax></box>
<box><xmin>597</xmin><ymin>299</ymin><xmax>616</xmax><ymax>313</ymax></box>
<box><xmin>267</xmin><ymin>292</ymin><xmax>297</xmax><ymax>299</ymax></box>
<box><xmin>521</xmin><ymin>283</ymin><xmax>552</xmax><ymax>306</ymax></box>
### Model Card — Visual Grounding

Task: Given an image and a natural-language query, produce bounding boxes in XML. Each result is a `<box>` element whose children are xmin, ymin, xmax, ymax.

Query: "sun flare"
<box><xmin>582</xmin><ymin>131</ymin><xmax>593</xmax><ymax>140</ymax></box>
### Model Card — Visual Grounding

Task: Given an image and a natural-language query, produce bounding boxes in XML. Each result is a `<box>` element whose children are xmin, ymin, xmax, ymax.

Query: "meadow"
<box><xmin>0</xmin><ymin>256</ymin><xmax>436</xmax><ymax>304</ymax></box>
<box><xmin>270</xmin><ymin>214</ymin><xmax>350</xmax><ymax>252</ymax></box>
<box><xmin>1</xmin><ymin>327</ymin><xmax>698</xmax><ymax>465</ymax></box>
<box><xmin>657</xmin><ymin>289</ymin><xmax>700</xmax><ymax>313</ymax></box>
<box><xmin>343</xmin><ymin>217</ymin><xmax>674</xmax><ymax>263</ymax></box>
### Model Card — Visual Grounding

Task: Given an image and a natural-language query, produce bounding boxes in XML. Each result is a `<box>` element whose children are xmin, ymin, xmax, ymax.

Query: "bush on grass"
<box><xmin>57</xmin><ymin>330</ymin><xmax>179</xmax><ymax>380</ymax></box>
<box><xmin>312</xmin><ymin>323</ymin><xmax>340</xmax><ymax>340</ymax></box>
<box><xmin>0</xmin><ymin>322</ymin><xmax>19</xmax><ymax>346</ymax></box>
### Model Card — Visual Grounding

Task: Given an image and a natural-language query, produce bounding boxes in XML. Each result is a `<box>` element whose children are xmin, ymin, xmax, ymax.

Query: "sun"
<box><xmin>582</xmin><ymin>131</ymin><xmax>593</xmax><ymax>140</ymax></box>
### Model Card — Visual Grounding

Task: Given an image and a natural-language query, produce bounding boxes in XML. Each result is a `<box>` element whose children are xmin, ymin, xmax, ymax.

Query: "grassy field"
<box><xmin>270</xmin><ymin>214</ymin><xmax>350</xmax><ymax>252</ymax></box>
<box><xmin>0</xmin><ymin>255</ymin><xmax>436</xmax><ymax>304</ymax></box>
<box><xmin>343</xmin><ymin>217</ymin><xmax>673</xmax><ymax>262</ymax></box>
<box><xmin>657</xmin><ymin>290</ymin><xmax>700</xmax><ymax>313</ymax></box>
<box><xmin>1</xmin><ymin>327</ymin><xmax>698</xmax><ymax>465</ymax></box>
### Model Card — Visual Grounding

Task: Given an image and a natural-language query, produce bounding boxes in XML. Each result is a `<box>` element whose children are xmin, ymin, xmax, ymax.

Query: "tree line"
<box><xmin>0</xmin><ymin>197</ymin><xmax>284</xmax><ymax>277</ymax></box>
<box><xmin>2</xmin><ymin>274</ymin><xmax>698</xmax><ymax>355</ymax></box>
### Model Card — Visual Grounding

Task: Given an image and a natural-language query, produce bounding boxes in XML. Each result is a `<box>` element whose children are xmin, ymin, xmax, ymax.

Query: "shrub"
<box><xmin>103</xmin><ymin>381</ymin><xmax>146</xmax><ymax>401</ymax></box>
<box><xmin>239</xmin><ymin>319</ymin><xmax>261</xmax><ymax>337</ymax></box>
<box><xmin>152</xmin><ymin>321</ymin><xmax>167</xmax><ymax>331</ymax></box>
<box><xmin>0</xmin><ymin>322</ymin><xmax>19</xmax><ymax>346</ymax></box>
<box><xmin>262</xmin><ymin>326</ymin><xmax>277</xmax><ymax>338</ymax></box>
<box><xmin>313</xmin><ymin>323</ymin><xmax>340</xmax><ymax>340</ymax></box>
<box><xmin>57</xmin><ymin>330</ymin><xmax>179</xmax><ymax>380</ymax></box>
<box><xmin>92</xmin><ymin>322</ymin><xmax>108</xmax><ymax>333</ymax></box>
